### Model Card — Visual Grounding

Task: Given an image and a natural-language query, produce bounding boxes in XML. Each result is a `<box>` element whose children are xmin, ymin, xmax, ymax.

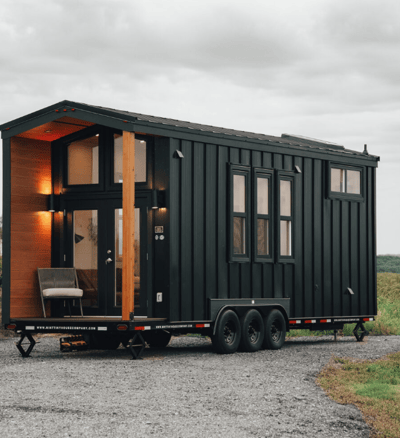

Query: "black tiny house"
<box><xmin>1</xmin><ymin>101</ymin><xmax>379</xmax><ymax>357</ymax></box>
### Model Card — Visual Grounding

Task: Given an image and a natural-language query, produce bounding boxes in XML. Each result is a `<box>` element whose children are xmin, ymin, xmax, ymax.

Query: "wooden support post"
<box><xmin>122</xmin><ymin>131</ymin><xmax>135</xmax><ymax>320</ymax></box>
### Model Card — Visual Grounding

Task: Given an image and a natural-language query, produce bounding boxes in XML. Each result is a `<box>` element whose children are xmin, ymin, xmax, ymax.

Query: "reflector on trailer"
<box><xmin>304</xmin><ymin>320</ymin><xmax>316</xmax><ymax>324</ymax></box>
<box><xmin>289</xmin><ymin>320</ymin><xmax>301</xmax><ymax>324</ymax></box>
<box><xmin>117</xmin><ymin>324</ymin><xmax>128</xmax><ymax>331</ymax></box>
<box><xmin>6</xmin><ymin>324</ymin><xmax>16</xmax><ymax>330</ymax></box>
<box><xmin>319</xmin><ymin>319</ymin><xmax>332</xmax><ymax>323</ymax></box>
<box><xmin>363</xmin><ymin>317</ymin><xmax>374</xmax><ymax>322</ymax></box>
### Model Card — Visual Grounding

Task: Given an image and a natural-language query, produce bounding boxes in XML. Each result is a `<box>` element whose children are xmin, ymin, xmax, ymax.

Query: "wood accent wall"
<box><xmin>10</xmin><ymin>136</ymin><xmax>52</xmax><ymax>318</ymax></box>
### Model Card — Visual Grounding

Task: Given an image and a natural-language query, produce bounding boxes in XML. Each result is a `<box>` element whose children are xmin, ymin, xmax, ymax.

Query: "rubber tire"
<box><xmin>212</xmin><ymin>310</ymin><xmax>241</xmax><ymax>354</ymax></box>
<box><xmin>239</xmin><ymin>309</ymin><xmax>264</xmax><ymax>352</ymax></box>
<box><xmin>145</xmin><ymin>330</ymin><xmax>172</xmax><ymax>348</ymax></box>
<box><xmin>262</xmin><ymin>309</ymin><xmax>286</xmax><ymax>350</ymax></box>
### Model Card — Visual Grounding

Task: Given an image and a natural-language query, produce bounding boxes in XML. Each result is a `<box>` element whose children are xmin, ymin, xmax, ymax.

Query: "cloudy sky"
<box><xmin>1</xmin><ymin>0</ymin><xmax>399</xmax><ymax>254</ymax></box>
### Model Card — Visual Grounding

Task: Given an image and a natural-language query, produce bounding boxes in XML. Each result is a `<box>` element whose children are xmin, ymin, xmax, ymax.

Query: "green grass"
<box><xmin>318</xmin><ymin>352</ymin><xmax>400</xmax><ymax>437</ymax></box>
<box><xmin>288</xmin><ymin>272</ymin><xmax>400</xmax><ymax>338</ymax></box>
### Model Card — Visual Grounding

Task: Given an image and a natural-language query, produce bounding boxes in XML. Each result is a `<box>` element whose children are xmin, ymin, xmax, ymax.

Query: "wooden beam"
<box><xmin>122</xmin><ymin>131</ymin><xmax>135</xmax><ymax>320</ymax></box>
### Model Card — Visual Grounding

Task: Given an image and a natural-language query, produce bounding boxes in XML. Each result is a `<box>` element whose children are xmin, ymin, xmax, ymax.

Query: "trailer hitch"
<box><xmin>16</xmin><ymin>332</ymin><xmax>36</xmax><ymax>357</ymax></box>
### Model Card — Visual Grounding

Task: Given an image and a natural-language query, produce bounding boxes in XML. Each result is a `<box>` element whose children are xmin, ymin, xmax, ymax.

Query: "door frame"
<box><xmin>63</xmin><ymin>192</ymin><xmax>153</xmax><ymax>317</ymax></box>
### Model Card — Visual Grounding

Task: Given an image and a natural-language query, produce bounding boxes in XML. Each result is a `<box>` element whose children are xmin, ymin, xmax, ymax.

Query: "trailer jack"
<box><xmin>16</xmin><ymin>332</ymin><xmax>36</xmax><ymax>357</ymax></box>
<box><xmin>353</xmin><ymin>322</ymin><xmax>368</xmax><ymax>342</ymax></box>
<box><xmin>127</xmin><ymin>332</ymin><xmax>146</xmax><ymax>360</ymax></box>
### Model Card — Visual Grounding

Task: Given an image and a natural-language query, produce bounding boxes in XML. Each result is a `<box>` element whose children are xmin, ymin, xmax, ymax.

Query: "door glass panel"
<box><xmin>68</xmin><ymin>136</ymin><xmax>99</xmax><ymax>185</ymax></box>
<box><xmin>114</xmin><ymin>208</ymin><xmax>141</xmax><ymax>310</ymax></box>
<box><xmin>114</xmin><ymin>209</ymin><xmax>123</xmax><ymax>306</ymax></box>
<box><xmin>114</xmin><ymin>134</ymin><xmax>147</xmax><ymax>183</ymax></box>
<box><xmin>74</xmin><ymin>210</ymin><xmax>98</xmax><ymax>307</ymax></box>
<box><xmin>134</xmin><ymin>208</ymin><xmax>141</xmax><ymax>309</ymax></box>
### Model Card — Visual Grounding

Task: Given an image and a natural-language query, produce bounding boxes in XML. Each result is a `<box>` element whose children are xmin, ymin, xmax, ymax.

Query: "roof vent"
<box><xmin>281</xmin><ymin>134</ymin><xmax>344</xmax><ymax>150</ymax></box>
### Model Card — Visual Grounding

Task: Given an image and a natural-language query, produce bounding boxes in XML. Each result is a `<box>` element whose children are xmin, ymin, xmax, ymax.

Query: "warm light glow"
<box><xmin>38</xmin><ymin>179</ymin><xmax>52</xmax><ymax>195</ymax></box>
<box><xmin>37</xmin><ymin>211</ymin><xmax>52</xmax><ymax>229</ymax></box>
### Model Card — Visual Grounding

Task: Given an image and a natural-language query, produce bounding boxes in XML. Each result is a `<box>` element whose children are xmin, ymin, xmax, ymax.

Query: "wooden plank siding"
<box><xmin>167</xmin><ymin>138</ymin><xmax>377</xmax><ymax>321</ymax></box>
<box><xmin>10</xmin><ymin>136</ymin><xmax>52</xmax><ymax>318</ymax></box>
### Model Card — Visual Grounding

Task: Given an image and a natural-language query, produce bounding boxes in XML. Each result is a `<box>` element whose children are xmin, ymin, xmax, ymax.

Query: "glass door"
<box><xmin>65</xmin><ymin>197</ymin><xmax>149</xmax><ymax>317</ymax></box>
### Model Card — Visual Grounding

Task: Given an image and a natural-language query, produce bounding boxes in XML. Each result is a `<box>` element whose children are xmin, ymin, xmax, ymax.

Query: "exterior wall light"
<box><xmin>48</xmin><ymin>194</ymin><xmax>60</xmax><ymax>212</ymax></box>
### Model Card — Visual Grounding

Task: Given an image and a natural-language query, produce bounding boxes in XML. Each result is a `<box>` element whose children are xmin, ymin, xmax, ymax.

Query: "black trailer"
<box><xmin>1</xmin><ymin>101</ymin><xmax>379</xmax><ymax>358</ymax></box>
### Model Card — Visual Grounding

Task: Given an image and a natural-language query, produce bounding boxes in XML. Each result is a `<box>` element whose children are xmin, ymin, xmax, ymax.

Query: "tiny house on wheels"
<box><xmin>1</xmin><ymin>101</ymin><xmax>379</xmax><ymax>358</ymax></box>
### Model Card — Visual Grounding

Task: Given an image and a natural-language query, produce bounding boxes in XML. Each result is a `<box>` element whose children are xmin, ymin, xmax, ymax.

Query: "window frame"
<box><xmin>277</xmin><ymin>171</ymin><xmax>295</xmax><ymax>264</ymax></box>
<box><xmin>62</xmin><ymin>125</ymin><xmax>105</xmax><ymax>193</ymax></box>
<box><xmin>253</xmin><ymin>168</ymin><xmax>274</xmax><ymax>263</ymax></box>
<box><xmin>229</xmin><ymin>164</ymin><xmax>251</xmax><ymax>263</ymax></box>
<box><xmin>327</xmin><ymin>162</ymin><xmax>364</xmax><ymax>202</ymax></box>
<box><xmin>109</xmin><ymin>131</ymin><xmax>152</xmax><ymax>191</ymax></box>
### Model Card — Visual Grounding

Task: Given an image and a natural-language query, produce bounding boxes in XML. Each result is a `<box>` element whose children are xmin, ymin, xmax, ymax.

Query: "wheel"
<box><xmin>212</xmin><ymin>310</ymin><xmax>241</xmax><ymax>354</ymax></box>
<box><xmin>262</xmin><ymin>309</ymin><xmax>286</xmax><ymax>350</ymax></box>
<box><xmin>145</xmin><ymin>330</ymin><xmax>172</xmax><ymax>348</ymax></box>
<box><xmin>239</xmin><ymin>309</ymin><xmax>264</xmax><ymax>352</ymax></box>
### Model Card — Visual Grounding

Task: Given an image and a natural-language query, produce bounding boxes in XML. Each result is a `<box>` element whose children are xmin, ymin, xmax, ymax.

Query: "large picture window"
<box><xmin>230</xmin><ymin>165</ymin><xmax>251</xmax><ymax>262</ymax></box>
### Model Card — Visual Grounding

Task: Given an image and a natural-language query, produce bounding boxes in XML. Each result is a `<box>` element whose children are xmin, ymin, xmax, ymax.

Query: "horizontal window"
<box><xmin>328</xmin><ymin>163</ymin><xmax>364</xmax><ymax>201</ymax></box>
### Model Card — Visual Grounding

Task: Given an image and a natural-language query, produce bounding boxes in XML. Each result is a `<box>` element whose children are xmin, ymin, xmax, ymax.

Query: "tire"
<box><xmin>262</xmin><ymin>309</ymin><xmax>286</xmax><ymax>350</ymax></box>
<box><xmin>212</xmin><ymin>310</ymin><xmax>241</xmax><ymax>354</ymax></box>
<box><xmin>145</xmin><ymin>330</ymin><xmax>172</xmax><ymax>348</ymax></box>
<box><xmin>239</xmin><ymin>309</ymin><xmax>264</xmax><ymax>352</ymax></box>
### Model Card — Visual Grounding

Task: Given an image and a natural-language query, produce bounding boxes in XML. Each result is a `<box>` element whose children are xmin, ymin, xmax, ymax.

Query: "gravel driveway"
<box><xmin>1</xmin><ymin>334</ymin><xmax>399</xmax><ymax>438</ymax></box>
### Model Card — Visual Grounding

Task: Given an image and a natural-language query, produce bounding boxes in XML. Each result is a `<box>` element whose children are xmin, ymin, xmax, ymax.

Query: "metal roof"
<box><xmin>0</xmin><ymin>100</ymin><xmax>378</xmax><ymax>160</ymax></box>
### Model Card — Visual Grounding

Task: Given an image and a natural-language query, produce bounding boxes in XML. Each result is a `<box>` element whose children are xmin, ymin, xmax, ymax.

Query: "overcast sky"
<box><xmin>1</xmin><ymin>0</ymin><xmax>399</xmax><ymax>254</ymax></box>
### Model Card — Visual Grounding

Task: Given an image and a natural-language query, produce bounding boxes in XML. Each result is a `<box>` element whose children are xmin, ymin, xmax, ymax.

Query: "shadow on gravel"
<box><xmin>285</xmin><ymin>337</ymin><xmax>361</xmax><ymax>346</ymax></box>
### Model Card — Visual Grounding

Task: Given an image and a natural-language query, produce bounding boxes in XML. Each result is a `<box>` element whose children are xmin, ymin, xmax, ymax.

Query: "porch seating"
<box><xmin>37</xmin><ymin>268</ymin><xmax>84</xmax><ymax>318</ymax></box>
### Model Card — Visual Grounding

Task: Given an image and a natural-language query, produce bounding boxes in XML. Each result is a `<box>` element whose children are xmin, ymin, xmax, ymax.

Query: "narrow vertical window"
<box><xmin>230</xmin><ymin>165</ymin><xmax>250</xmax><ymax>261</ymax></box>
<box><xmin>254</xmin><ymin>170</ymin><xmax>273</xmax><ymax>262</ymax></box>
<box><xmin>278</xmin><ymin>173</ymin><xmax>294</xmax><ymax>261</ymax></box>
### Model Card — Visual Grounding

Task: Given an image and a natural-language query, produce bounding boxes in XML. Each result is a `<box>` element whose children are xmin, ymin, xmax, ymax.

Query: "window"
<box><xmin>329</xmin><ymin>163</ymin><xmax>363</xmax><ymax>200</ymax></box>
<box><xmin>230</xmin><ymin>166</ymin><xmax>250</xmax><ymax>262</ymax></box>
<box><xmin>254</xmin><ymin>169</ymin><xmax>273</xmax><ymax>262</ymax></box>
<box><xmin>278</xmin><ymin>172</ymin><xmax>294</xmax><ymax>261</ymax></box>
<box><xmin>67</xmin><ymin>135</ymin><xmax>99</xmax><ymax>185</ymax></box>
<box><xmin>113</xmin><ymin>133</ymin><xmax>147</xmax><ymax>184</ymax></box>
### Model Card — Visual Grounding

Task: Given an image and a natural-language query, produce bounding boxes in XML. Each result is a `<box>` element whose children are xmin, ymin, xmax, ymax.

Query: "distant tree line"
<box><xmin>377</xmin><ymin>255</ymin><xmax>400</xmax><ymax>274</ymax></box>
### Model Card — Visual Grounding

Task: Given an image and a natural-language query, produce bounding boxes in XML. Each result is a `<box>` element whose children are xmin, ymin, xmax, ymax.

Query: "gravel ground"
<box><xmin>0</xmin><ymin>334</ymin><xmax>399</xmax><ymax>438</ymax></box>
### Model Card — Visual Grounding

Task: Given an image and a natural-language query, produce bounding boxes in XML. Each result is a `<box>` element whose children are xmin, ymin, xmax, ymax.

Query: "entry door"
<box><xmin>65</xmin><ymin>196</ymin><xmax>149</xmax><ymax>316</ymax></box>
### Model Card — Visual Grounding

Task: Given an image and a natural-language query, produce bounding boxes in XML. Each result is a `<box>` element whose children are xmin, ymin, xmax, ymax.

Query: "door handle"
<box><xmin>105</xmin><ymin>257</ymin><xmax>113</xmax><ymax>264</ymax></box>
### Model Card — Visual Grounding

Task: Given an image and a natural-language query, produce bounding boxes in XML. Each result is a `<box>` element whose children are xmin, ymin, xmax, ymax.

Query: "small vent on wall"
<box><xmin>174</xmin><ymin>150</ymin><xmax>184</xmax><ymax>158</ymax></box>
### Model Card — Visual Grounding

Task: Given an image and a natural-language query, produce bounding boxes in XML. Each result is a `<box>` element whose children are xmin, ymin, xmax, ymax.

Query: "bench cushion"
<box><xmin>43</xmin><ymin>288</ymin><xmax>83</xmax><ymax>298</ymax></box>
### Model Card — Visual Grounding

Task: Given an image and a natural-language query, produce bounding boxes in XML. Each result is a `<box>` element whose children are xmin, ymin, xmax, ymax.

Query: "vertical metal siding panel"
<box><xmin>350</xmin><ymin>202</ymin><xmax>359</xmax><ymax>315</ymax></box>
<box><xmin>303</xmin><ymin>158</ymin><xmax>313</xmax><ymax>316</ymax></box>
<box><xmin>274</xmin><ymin>154</ymin><xmax>283</xmax><ymax>170</ymax></box>
<box><xmin>341</xmin><ymin>202</ymin><xmax>350</xmax><ymax>316</ymax></box>
<box><xmin>229</xmin><ymin>148</ymin><xmax>240</xmax><ymax>298</ymax></box>
<box><xmin>217</xmin><ymin>146</ymin><xmax>229</xmax><ymax>300</ymax></box>
<box><xmin>358</xmin><ymin>195</ymin><xmax>368</xmax><ymax>315</ymax></box>
<box><xmin>239</xmin><ymin>149</ymin><xmax>251</xmax><ymax>298</ymax></box>
<box><xmin>2</xmin><ymin>138</ymin><xmax>11</xmax><ymax>324</ymax></box>
<box><xmin>283</xmin><ymin>155</ymin><xmax>293</xmax><ymax>171</ymax></box>
<box><xmin>169</xmin><ymin>139</ymin><xmax>181</xmax><ymax>321</ymax></box>
<box><xmin>193</xmin><ymin>142</ymin><xmax>205</xmax><ymax>320</ymax></box>
<box><xmin>262</xmin><ymin>152</ymin><xmax>272</xmax><ymax>168</ymax></box>
<box><xmin>180</xmin><ymin>140</ymin><xmax>193</xmax><ymax>321</ymax></box>
<box><xmin>293</xmin><ymin>156</ymin><xmax>303</xmax><ymax>317</ymax></box>
<box><xmin>372</xmin><ymin>168</ymin><xmax>377</xmax><ymax>316</ymax></box>
<box><xmin>323</xmin><ymin>198</ymin><xmax>332</xmax><ymax>316</ymax></box>
<box><xmin>251</xmin><ymin>150</ymin><xmax>262</xmax><ymax>298</ymax></box>
<box><xmin>262</xmin><ymin>151</ymin><xmax>273</xmax><ymax>299</ymax></box>
<box><xmin>205</xmin><ymin>144</ymin><xmax>217</xmax><ymax>300</ymax></box>
<box><xmin>313</xmin><ymin>160</ymin><xmax>322</xmax><ymax>317</ymax></box>
<box><xmin>283</xmin><ymin>154</ymin><xmax>294</xmax><ymax>304</ymax></box>
<box><xmin>332</xmin><ymin>201</ymin><xmax>341</xmax><ymax>316</ymax></box>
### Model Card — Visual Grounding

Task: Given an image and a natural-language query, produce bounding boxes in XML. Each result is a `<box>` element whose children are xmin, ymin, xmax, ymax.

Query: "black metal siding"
<box><xmin>165</xmin><ymin>138</ymin><xmax>377</xmax><ymax>322</ymax></box>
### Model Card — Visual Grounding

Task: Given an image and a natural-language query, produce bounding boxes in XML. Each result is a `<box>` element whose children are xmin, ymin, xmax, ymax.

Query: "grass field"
<box><xmin>317</xmin><ymin>272</ymin><xmax>400</xmax><ymax>437</ymax></box>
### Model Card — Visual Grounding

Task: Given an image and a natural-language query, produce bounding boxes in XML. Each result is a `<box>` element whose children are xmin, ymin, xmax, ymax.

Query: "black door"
<box><xmin>64</xmin><ymin>195</ymin><xmax>150</xmax><ymax>316</ymax></box>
